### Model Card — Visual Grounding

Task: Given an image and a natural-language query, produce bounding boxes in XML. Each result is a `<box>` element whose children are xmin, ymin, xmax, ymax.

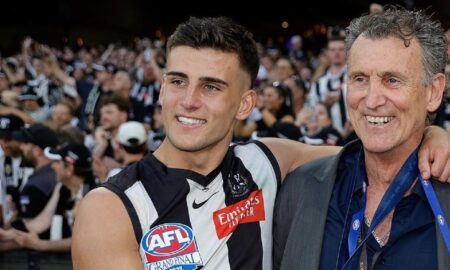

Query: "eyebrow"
<box><xmin>348</xmin><ymin>70</ymin><xmax>407</xmax><ymax>80</ymax></box>
<box><xmin>165</xmin><ymin>71</ymin><xmax>229</xmax><ymax>87</ymax></box>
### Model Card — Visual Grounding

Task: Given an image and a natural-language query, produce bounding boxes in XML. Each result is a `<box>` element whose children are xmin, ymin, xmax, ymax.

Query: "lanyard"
<box><xmin>346</xmin><ymin>150</ymin><xmax>419</xmax><ymax>262</ymax></box>
<box><xmin>345</xmin><ymin>150</ymin><xmax>450</xmax><ymax>268</ymax></box>
<box><xmin>419</xmin><ymin>174</ymin><xmax>450</xmax><ymax>253</ymax></box>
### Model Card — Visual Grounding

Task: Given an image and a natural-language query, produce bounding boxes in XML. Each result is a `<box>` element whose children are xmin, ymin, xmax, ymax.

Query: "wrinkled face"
<box><xmin>100</xmin><ymin>104</ymin><xmax>126</xmax><ymax>132</ymax></box>
<box><xmin>159</xmin><ymin>46</ymin><xmax>253</xmax><ymax>153</ymax></box>
<box><xmin>262</xmin><ymin>86</ymin><xmax>283</xmax><ymax>112</ymax></box>
<box><xmin>347</xmin><ymin>36</ymin><xmax>441</xmax><ymax>155</ymax></box>
<box><xmin>52</xmin><ymin>104</ymin><xmax>72</xmax><ymax>126</ymax></box>
<box><xmin>327</xmin><ymin>40</ymin><xmax>346</xmax><ymax>66</ymax></box>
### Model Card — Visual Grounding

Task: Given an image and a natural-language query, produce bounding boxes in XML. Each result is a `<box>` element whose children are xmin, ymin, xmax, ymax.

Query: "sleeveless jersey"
<box><xmin>104</xmin><ymin>141</ymin><xmax>281</xmax><ymax>270</ymax></box>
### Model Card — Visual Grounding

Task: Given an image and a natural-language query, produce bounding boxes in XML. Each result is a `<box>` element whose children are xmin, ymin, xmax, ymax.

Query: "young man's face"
<box><xmin>159</xmin><ymin>46</ymin><xmax>254</xmax><ymax>153</ymax></box>
<box><xmin>347</xmin><ymin>36</ymin><xmax>443</xmax><ymax>155</ymax></box>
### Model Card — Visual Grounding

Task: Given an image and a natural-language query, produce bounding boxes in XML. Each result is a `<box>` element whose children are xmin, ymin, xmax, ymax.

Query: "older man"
<box><xmin>274</xmin><ymin>7</ymin><xmax>450</xmax><ymax>270</ymax></box>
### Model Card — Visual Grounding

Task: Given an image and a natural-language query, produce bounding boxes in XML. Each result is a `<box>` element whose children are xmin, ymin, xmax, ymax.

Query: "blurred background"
<box><xmin>1</xmin><ymin>0</ymin><xmax>449</xmax><ymax>54</ymax></box>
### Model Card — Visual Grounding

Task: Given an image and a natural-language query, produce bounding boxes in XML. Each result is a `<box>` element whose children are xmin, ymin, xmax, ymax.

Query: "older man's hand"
<box><xmin>419</xmin><ymin>126</ymin><xmax>450</xmax><ymax>182</ymax></box>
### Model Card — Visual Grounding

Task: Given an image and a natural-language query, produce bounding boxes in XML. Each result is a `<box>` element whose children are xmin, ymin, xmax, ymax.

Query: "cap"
<box><xmin>117</xmin><ymin>121</ymin><xmax>147</xmax><ymax>147</ymax></box>
<box><xmin>44</xmin><ymin>143</ymin><xmax>92</xmax><ymax>172</ymax></box>
<box><xmin>12</xmin><ymin>124</ymin><xmax>58</xmax><ymax>149</ymax></box>
<box><xmin>18</xmin><ymin>85</ymin><xmax>40</xmax><ymax>101</ymax></box>
<box><xmin>0</xmin><ymin>114</ymin><xmax>24</xmax><ymax>138</ymax></box>
<box><xmin>93</xmin><ymin>62</ymin><xmax>117</xmax><ymax>74</ymax></box>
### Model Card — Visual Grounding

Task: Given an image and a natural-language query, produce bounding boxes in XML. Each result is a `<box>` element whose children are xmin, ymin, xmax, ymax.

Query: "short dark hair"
<box><xmin>167</xmin><ymin>16</ymin><xmax>259</xmax><ymax>88</ymax></box>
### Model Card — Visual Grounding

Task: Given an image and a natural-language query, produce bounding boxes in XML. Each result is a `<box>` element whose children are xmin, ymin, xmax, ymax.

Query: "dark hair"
<box><xmin>123</xmin><ymin>144</ymin><xmax>147</xmax><ymax>155</ymax></box>
<box><xmin>99</xmin><ymin>94</ymin><xmax>130</xmax><ymax>113</ymax></box>
<box><xmin>167</xmin><ymin>16</ymin><xmax>259</xmax><ymax>88</ymax></box>
<box><xmin>346</xmin><ymin>5</ymin><xmax>447</xmax><ymax>86</ymax></box>
<box><xmin>268</xmin><ymin>81</ymin><xmax>295</xmax><ymax>119</ymax></box>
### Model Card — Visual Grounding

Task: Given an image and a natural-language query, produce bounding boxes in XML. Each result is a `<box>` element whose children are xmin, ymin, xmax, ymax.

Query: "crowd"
<box><xmin>0</xmin><ymin>3</ymin><xmax>448</xmax><ymax>270</ymax></box>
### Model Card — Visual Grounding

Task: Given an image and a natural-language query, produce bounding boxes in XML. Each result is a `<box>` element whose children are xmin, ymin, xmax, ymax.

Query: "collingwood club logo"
<box><xmin>227</xmin><ymin>172</ymin><xmax>249</xmax><ymax>197</ymax></box>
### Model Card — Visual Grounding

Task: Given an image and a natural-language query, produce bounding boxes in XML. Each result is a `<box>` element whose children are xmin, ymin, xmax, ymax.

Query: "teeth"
<box><xmin>366</xmin><ymin>116</ymin><xmax>392</xmax><ymax>125</ymax></box>
<box><xmin>177</xmin><ymin>116</ymin><xmax>206</xmax><ymax>126</ymax></box>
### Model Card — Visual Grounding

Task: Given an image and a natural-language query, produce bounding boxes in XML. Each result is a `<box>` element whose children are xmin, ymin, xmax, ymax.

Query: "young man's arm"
<box><xmin>72</xmin><ymin>188</ymin><xmax>143</xmax><ymax>270</ymax></box>
<box><xmin>262</xmin><ymin>125</ymin><xmax>450</xmax><ymax>182</ymax></box>
<box><xmin>260</xmin><ymin>138</ymin><xmax>340</xmax><ymax>181</ymax></box>
<box><xmin>418</xmin><ymin>126</ymin><xmax>450</xmax><ymax>181</ymax></box>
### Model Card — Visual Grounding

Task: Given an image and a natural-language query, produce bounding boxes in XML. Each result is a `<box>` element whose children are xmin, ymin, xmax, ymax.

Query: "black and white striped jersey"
<box><xmin>104</xmin><ymin>141</ymin><xmax>281</xmax><ymax>270</ymax></box>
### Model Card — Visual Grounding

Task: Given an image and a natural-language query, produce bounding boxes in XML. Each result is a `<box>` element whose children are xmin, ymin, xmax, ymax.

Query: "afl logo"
<box><xmin>141</xmin><ymin>223</ymin><xmax>194</xmax><ymax>257</ymax></box>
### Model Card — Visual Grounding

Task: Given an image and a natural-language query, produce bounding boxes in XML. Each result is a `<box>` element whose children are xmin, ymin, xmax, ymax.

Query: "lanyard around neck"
<box><xmin>344</xmin><ymin>150</ymin><xmax>450</xmax><ymax>269</ymax></box>
<box><xmin>345</xmin><ymin>150</ymin><xmax>419</xmax><ymax>263</ymax></box>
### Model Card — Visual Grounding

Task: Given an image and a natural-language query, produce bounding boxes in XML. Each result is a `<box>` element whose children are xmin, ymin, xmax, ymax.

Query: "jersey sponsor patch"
<box><xmin>213</xmin><ymin>189</ymin><xmax>265</xmax><ymax>239</ymax></box>
<box><xmin>141</xmin><ymin>223</ymin><xmax>203</xmax><ymax>270</ymax></box>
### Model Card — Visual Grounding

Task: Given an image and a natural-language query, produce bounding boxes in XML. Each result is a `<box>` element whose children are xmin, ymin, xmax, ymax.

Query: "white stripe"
<box><xmin>124</xmin><ymin>181</ymin><xmax>158</xmax><ymax>261</ymax></box>
<box><xmin>186</xmin><ymin>177</ymin><xmax>231</xmax><ymax>270</ymax></box>
<box><xmin>234</xmin><ymin>143</ymin><xmax>278</xmax><ymax>270</ymax></box>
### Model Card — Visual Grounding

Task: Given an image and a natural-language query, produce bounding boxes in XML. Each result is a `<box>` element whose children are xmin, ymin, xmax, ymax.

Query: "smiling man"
<box><xmin>71</xmin><ymin>15</ymin><xmax>450</xmax><ymax>270</ymax></box>
<box><xmin>274</xmin><ymin>6</ymin><xmax>450</xmax><ymax>270</ymax></box>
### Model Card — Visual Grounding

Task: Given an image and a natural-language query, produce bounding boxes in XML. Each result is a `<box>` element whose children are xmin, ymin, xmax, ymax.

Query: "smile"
<box><xmin>365</xmin><ymin>115</ymin><xmax>393</xmax><ymax>125</ymax></box>
<box><xmin>177</xmin><ymin>116</ymin><xmax>206</xmax><ymax>126</ymax></box>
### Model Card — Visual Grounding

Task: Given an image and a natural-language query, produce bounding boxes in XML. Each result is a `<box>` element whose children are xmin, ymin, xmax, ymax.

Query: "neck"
<box><xmin>154</xmin><ymin>137</ymin><xmax>230</xmax><ymax>176</ymax></box>
<box><xmin>123</xmin><ymin>153</ymin><xmax>144</xmax><ymax>166</ymax></box>
<box><xmin>364</xmin><ymin>143</ymin><xmax>419</xmax><ymax>190</ymax></box>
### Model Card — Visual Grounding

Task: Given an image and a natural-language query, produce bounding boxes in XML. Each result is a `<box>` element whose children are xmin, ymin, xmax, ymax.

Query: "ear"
<box><xmin>426</xmin><ymin>73</ymin><xmax>445</xmax><ymax>112</ymax></box>
<box><xmin>235</xmin><ymin>90</ymin><xmax>257</xmax><ymax>121</ymax></box>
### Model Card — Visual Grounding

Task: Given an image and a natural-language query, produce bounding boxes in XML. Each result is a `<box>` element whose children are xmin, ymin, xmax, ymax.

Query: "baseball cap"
<box><xmin>0</xmin><ymin>114</ymin><xmax>24</xmax><ymax>138</ymax></box>
<box><xmin>44</xmin><ymin>143</ymin><xmax>92</xmax><ymax>172</ymax></box>
<box><xmin>12</xmin><ymin>124</ymin><xmax>58</xmax><ymax>149</ymax></box>
<box><xmin>117</xmin><ymin>121</ymin><xmax>147</xmax><ymax>147</ymax></box>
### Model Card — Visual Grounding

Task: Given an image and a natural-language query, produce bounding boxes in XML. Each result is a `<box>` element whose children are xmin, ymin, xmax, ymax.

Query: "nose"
<box><xmin>180</xmin><ymin>87</ymin><xmax>201</xmax><ymax>111</ymax></box>
<box><xmin>364</xmin><ymin>80</ymin><xmax>386</xmax><ymax>109</ymax></box>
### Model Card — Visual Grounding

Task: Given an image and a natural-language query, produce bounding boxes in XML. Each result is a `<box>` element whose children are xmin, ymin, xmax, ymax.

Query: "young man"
<box><xmin>73</xmin><ymin>17</ymin><xmax>450</xmax><ymax>270</ymax></box>
<box><xmin>274</xmin><ymin>7</ymin><xmax>450</xmax><ymax>269</ymax></box>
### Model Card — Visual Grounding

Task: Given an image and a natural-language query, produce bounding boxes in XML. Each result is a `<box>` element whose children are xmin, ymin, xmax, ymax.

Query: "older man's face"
<box><xmin>346</xmin><ymin>36</ymin><xmax>442</xmax><ymax>155</ymax></box>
